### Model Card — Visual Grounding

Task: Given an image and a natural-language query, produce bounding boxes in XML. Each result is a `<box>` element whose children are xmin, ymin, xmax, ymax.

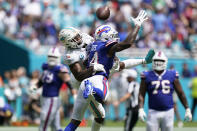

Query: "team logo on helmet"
<box><xmin>97</xmin><ymin>26</ymin><xmax>111</xmax><ymax>37</ymax></box>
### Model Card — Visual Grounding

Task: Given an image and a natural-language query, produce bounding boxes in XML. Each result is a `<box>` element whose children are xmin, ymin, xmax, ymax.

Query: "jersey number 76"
<box><xmin>151</xmin><ymin>80</ymin><xmax>170</xmax><ymax>94</ymax></box>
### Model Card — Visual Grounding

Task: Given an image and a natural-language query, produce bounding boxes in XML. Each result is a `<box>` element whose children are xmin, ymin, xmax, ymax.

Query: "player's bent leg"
<box><xmin>161</xmin><ymin>108</ymin><xmax>174</xmax><ymax>131</ymax></box>
<box><xmin>89</xmin><ymin>98</ymin><xmax>105</xmax><ymax>131</ymax></box>
<box><xmin>64</xmin><ymin>119</ymin><xmax>81</xmax><ymax>131</ymax></box>
<box><xmin>64</xmin><ymin>88</ymin><xmax>89</xmax><ymax>131</ymax></box>
<box><xmin>83</xmin><ymin>80</ymin><xmax>104</xmax><ymax>103</ymax></box>
<box><xmin>91</xmin><ymin>118</ymin><xmax>104</xmax><ymax>131</ymax></box>
<box><xmin>146</xmin><ymin>109</ymin><xmax>159</xmax><ymax>131</ymax></box>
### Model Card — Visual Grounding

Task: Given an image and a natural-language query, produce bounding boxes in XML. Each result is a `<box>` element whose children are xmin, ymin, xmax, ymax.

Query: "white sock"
<box><xmin>91</xmin><ymin>120</ymin><xmax>102</xmax><ymax>131</ymax></box>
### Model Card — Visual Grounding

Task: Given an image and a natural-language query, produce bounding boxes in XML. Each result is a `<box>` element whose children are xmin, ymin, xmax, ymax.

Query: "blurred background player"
<box><xmin>30</xmin><ymin>47</ymin><xmax>77</xmax><ymax>131</ymax></box>
<box><xmin>0</xmin><ymin>96</ymin><xmax>13</xmax><ymax>125</ymax></box>
<box><xmin>113</xmin><ymin>69</ymin><xmax>139</xmax><ymax>131</ymax></box>
<box><xmin>189</xmin><ymin>76</ymin><xmax>197</xmax><ymax>119</ymax></box>
<box><xmin>138</xmin><ymin>51</ymin><xmax>192</xmax><ymax>131</ymax></box>
<box><xmin>64</xmin><ymin>10</ymin><xmax>148</xmax><ymax>131</ymax></box>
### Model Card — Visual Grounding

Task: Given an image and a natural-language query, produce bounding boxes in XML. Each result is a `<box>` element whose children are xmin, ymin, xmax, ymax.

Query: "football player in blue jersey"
<box><xmin>64</xmin><ymin>10</ymin><xmax>149</xmax><ymax>131</ymax></box>
<box><xmin>30</xmin><ymin>47</ymin><xmax>78</xmax><ymax>131</ymax></box>
<box><xmin>138</xmin><ymin>51</ymin><xmax>192</xmax><ymax>131</ymax></box>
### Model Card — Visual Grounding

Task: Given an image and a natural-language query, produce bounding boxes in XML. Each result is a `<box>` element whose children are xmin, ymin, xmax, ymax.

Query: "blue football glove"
<box><xmin>145</xmin><ymin>49</ymin><xmax>155</xmax><ymax>64</ymax></box>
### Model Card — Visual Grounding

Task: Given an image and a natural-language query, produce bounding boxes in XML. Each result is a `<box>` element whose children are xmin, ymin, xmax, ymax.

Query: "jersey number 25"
<box><xmin>151</xmin><ymin>80</ymin><xmax>170</xmax><ymax>94</ymax></box>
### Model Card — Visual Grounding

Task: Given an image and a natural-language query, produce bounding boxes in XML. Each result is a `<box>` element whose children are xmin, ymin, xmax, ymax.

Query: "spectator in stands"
<box><xmin>17</xmin><ymin>67</ymin><xmax>29</xmax><ymax>120</ymax></box>
<box><xmin>3</xmin><ymin>71</ymin><xmax>11</xmax><ymax>84</ymax></box>
<box><xmin>26</xmin><ymin>31</ymin><xmax>41</xmax><ymax>52</ymax></box>
<box><xmin>0</xmin><ymin>0</ymin><xmax>197</xmax><ymax>55</ymax></box>
<box><xmin>4</xmin><ymin>70</ymin><xmax>22</xmax><ymax>121</ymax></box>
<box><xmin>28</xmin><ymin>88</ymin><xmax>42</xmax><ymax>125</ymax></box>
<box><xmin>192</xmin><ymin>65</ymin><xmax>197</xmax><ymax>77</ymax></box>
<box><xmin>182</xmin><ymin>63</ymin><xmax>191</xmax><ymax>78</ymax></box>
<box><xmin>0</xmin><ymin>97</ymin><xmax>13</xmax><ymax>125</ymax></box>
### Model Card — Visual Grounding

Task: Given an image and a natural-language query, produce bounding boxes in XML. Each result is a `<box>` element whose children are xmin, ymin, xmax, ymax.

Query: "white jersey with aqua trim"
<box><xmin>64</xmin><ymin>33</ymin><xmax>94</xmax><ymax>88</ymax></box>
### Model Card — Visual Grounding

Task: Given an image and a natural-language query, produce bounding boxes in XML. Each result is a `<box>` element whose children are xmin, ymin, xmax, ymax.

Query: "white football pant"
<box><xmin>146</xmin><ymin>108</ymin><xmax>174</xmax><ymax>131</ymax></box>
<box><xmin>39</xmin><ymin>97</ymin><xmax>61</xmax><ymax>131</ymax></box>
<box><xmin>72</xmin><ymin>75</ymin><xmax>109</xmax><ymax>121</ymax></box>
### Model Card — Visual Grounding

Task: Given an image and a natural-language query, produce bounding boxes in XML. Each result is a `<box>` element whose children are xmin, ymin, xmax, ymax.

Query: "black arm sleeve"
<box><xmin>66</xmin><ymin>81</ymin><xmax>73</xmax><ymax>90</ymax></box>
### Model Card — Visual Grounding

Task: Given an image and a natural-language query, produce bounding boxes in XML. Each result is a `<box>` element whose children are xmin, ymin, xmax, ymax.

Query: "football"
<box><xmin>96</xmin><ymin>6</ymin><xmax>110</xmax><ymax>20</ymax></box>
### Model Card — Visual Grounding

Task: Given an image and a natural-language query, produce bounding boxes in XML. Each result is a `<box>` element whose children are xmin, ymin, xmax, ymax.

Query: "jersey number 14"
<box><xmin>151</xmin><ymin>80</ymin><xmax>170</xmax><ymax>94</ymax></box>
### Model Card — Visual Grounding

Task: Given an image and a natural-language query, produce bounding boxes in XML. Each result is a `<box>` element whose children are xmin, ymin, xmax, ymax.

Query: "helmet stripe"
<box><xmin>158</xmin><ymin>51</ymin><xmax>161</xmax><ymax>57</ymax></box>
<box><xmin>52</xmin><ymin>47</ymin><xmax>56</xmax><ymax>53</ymax></box>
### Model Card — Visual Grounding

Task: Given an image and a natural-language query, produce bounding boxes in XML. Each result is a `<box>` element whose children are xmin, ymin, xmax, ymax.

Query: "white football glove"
<box><xmin>184</xmin><ymin>108</ymin><xmax>192</xmax><ymax>121</ymax></box>
<box><xmin>29</xmin><ymin>85</ymin><xmax>37</xmax><ymax>95</ymax></box>
<box><xmin>130</xmin><ymin>10</ymin><xmax>148</xmax><ymax>27</ymax></box>
<box><xmin>139</xmin><ymin>108</ymin><xmax>147</xmax><ymax>122</ymax></box>
<box><xmin>92</xmin><ymin>63</ymin><xmax>106</xmax><ymax>73</ymax></box>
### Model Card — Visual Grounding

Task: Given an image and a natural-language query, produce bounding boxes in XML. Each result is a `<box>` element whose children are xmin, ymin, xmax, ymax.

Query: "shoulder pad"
<box><xmin>60</xmin><ymin>65</ymin><xmax>69</xmax><ymax>73</ymax></box>
<box><xmin>105</xmin><ymin>40</ymin><xmax>117</xmax><ymax>47</ymax></box>
<box><xmin>42</xmin><ymin>63</ymin><xmax>48</xmax><ymax>70</ymax></box>
<box><xmin>140</xmin><ymin>71</ymin><xmax>149</xmax><ymax>79</ymax></box>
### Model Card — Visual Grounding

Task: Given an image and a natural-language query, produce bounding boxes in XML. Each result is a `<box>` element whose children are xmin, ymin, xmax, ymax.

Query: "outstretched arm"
<box><xmin>120</xmin><ymin>49</ymin><xmax>155</xmax><ymax>70</ymax></box>
<box><xmin>107</xmin><ymin>10</ymin><xmax>148</xmax><ymax>57</ymax></box>
<box><xmin>110</xmin><ymin>49</ymin><xmax>155</xmax><ymax>73</ymax></box>
<box><xmin>69</xmin><ymin>62</ymin><xmax>105</xmax><ymax>82</ymax></box>
<box><xmin>69</xmin><ymin>62</ymin><xmax>94</xmax><ymax>82</ymax></box>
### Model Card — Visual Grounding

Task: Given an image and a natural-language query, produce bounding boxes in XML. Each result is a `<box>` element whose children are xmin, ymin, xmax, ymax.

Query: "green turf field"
<box><xmin>0</xmin><ymin>121</ymin><xmax>197</xmax><ymax>131</ymax></box>
<box><xmin>0</xmin><ymin>127</ymin><xmax>197</xmax><ymax>131</ymax></box>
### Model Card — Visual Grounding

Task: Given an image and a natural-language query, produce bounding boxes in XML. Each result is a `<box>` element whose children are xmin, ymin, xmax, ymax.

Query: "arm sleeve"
<box><xmin>128</xmin><ymin>83</ymin><xmax>134</xmax><ymax>94</ymax></box>
<box><xmin>175</xmin><ymin>71</ymin><xmax>179</xmax><ymax>79</ymax></box>
<box><xmin>104</xmin><ymin>41</ymin><xmax>117</xmax><ymax>51</ymax></box>
<box><xmin>140</xmin><ymin>71</ymin><xmax>146</xmax><ymax>80</ymax></box>
<box><xmin>66</xmin><ymin>81</ymin><xmax>73</xmax><ymax>90</ymax></box>
<box><xmin>122</xmin><ymin>59</ymin><xmax>145</xmax><ymax>69</ymax></box>
<box><xmin>60</xmin><ymin>65</ymin><xmax>69</xmax><ymax>73</ymax></box>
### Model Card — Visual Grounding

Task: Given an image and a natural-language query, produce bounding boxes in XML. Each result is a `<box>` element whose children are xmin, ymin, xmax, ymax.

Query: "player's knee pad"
<box><xmin>93</xmin><ymin>88</ymin><xmax>104</xmax><ymax>104</ymax></box>
<box><xmin>94</xmin><ymin>118</ymin><xmax>104</xmax><ymax>124</ymax></box>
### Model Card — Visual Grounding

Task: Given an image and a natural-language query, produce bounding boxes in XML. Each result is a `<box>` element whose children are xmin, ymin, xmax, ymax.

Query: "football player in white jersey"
<box><xmin>59</xmin><ymin>10</ymin><xmax>154</xmax><ymax>131</ymax></box>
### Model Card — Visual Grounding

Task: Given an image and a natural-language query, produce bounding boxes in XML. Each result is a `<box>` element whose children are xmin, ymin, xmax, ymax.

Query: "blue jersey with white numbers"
<box><xmin>141</xmin><ymin>70</ymin><xmax>179</xmax><ymax>111</ymax></box>
<box><xmin>87</xmin><ymin>40</ymin><xmax>116</xmax><ymax>78</ymax></box>
<box><xmin>41</xmin><ymin>63</ymin><xmax>68</xmax><ymax>97</ymax></box>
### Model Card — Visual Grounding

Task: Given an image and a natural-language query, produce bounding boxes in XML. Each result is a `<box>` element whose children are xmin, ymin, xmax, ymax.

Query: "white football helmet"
<box><xmin>59</xmin><ymin>27</ymin><xmax>83</xmax><ymax>49</ymax></box>
<box><xmin>47</xmin><ymin>47</ymin><xmax>61</xmax><ymax>66</ymax></box>
<box><xmin>122</xmin><ymin>69</ymin><xmax>137</xmax><ymax>79</ymax></box>
<box><xmin>94</xmin><ymin>25</ymin><xmax>119</xmax><ymax>42</ymax></box>
<box><xmin>152</xmin><ymin>51</ymin><xmax>168</xmax><ymax>71</ymax></box>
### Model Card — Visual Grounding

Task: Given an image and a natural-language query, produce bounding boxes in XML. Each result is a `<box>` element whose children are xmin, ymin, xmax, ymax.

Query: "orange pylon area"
<box><xmin>79</xmin><ymin>118</ymin><xmax>87</xmax><ymax>127</ymax></box>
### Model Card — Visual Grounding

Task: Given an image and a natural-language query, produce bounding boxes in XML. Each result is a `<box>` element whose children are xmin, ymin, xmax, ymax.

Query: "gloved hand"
<box><xmin>92</xmin><ymin>63</ymin><xmax>106</xmax><ymax>73</ymax></box>
<box><xmin>112</xmin><ymin>57</ymin><xmax>120</xmax><ymax>71</ymax></box>
<box><xmin>139</xmin><ymin>108</ymin><xmax>147</xmax><ymax>122</ymax></box>
<box><xmin>29</xmin><ymin>85</ymin><xmax>37</xmax><ymax>95</ymax></box>
<box><xmin>130</xmin><ymin>10</ymin><xmax>148</xmax><ymax>27</ymax></box>
<box><xmin>144</xmin><ymin>49</ymin><xmax>155</xmax><ymax>64</ymax></box>
<box><xmin>184</xmin><ymin>108</ymin><xmax>192</xmax><ymax>121</ymax></box>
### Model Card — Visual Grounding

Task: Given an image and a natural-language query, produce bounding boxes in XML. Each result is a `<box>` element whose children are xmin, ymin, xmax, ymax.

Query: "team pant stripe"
<box><xmin>90</xmin><ymin>101</ymin><xmax>102</xmax><ymax>118</ymax></box>
<box><xmin>103</xmin><ymin>77</ymin><xmax>107</xmax><ymax>97</ymax></box>
<box><xmin>43</xmin><ymin>98</ymin><xmax>54</xmax><ymax>131</ymax></box>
